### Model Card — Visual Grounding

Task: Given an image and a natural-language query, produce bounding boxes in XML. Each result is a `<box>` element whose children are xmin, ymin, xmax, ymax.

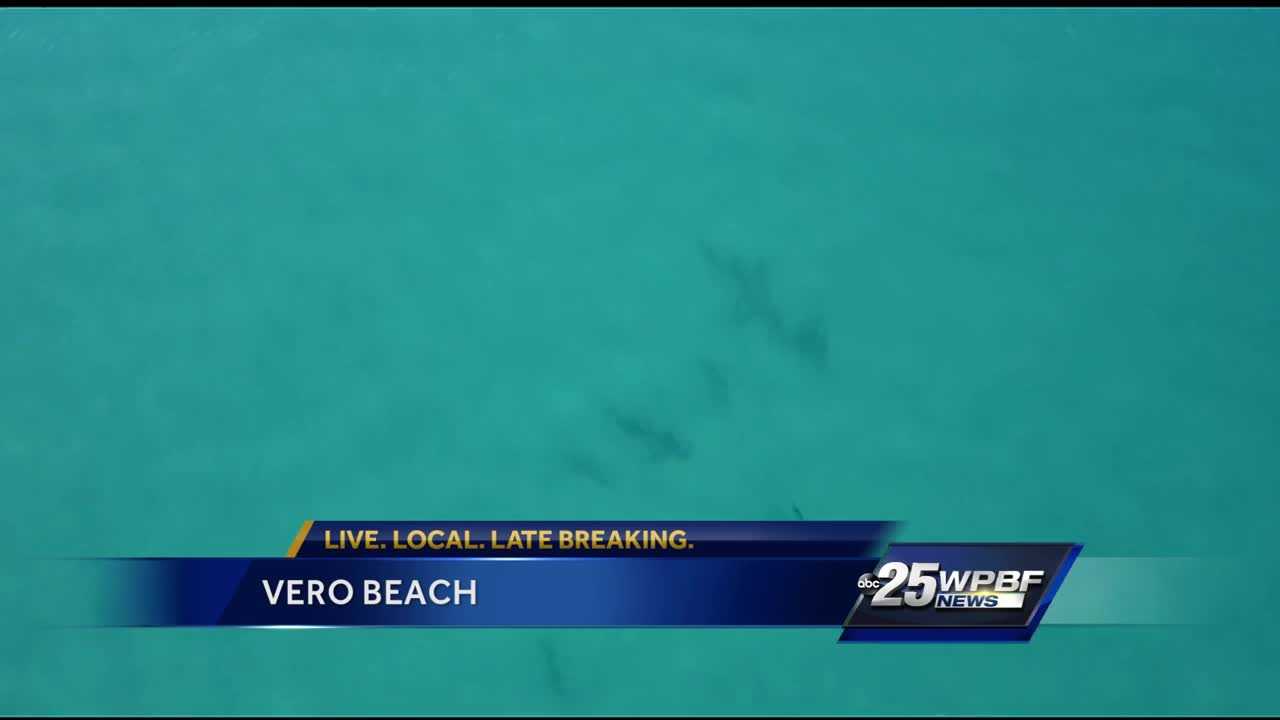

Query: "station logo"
<box><xmin>841</xmin><ymin>543</ymin><xmax>1081</xmax><ymax>642</ymax></box>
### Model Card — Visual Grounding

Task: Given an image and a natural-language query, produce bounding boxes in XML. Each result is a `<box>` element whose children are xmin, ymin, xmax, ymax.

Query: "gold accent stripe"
<box><xmin>286</xmin><ymin>520</ymin><xmax>315</xmax><ymax>558</ymax></box>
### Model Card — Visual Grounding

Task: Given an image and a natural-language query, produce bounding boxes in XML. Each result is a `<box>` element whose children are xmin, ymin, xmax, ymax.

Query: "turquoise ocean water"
<box><xmin>3</xmin><ymin>8</ymin><xmax>1279</xmax><ymax>715</ymax></box>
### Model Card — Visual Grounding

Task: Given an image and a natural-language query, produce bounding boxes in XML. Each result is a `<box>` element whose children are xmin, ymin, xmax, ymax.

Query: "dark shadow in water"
<box><xmin>699</xmin><ymin>241</ymin><xmax>828</xmax><ymax>371</ymax></box>
<box><xmin>539</xmin><ymin>637</ymin><xmax>569</xmax><ymax>701</ymax></box>
<box><xmin>699</xmin><ymin>358</ymin><xmax>732</xmax><ymax>411</ymax></box>
<box><xmin>561</xmin><ymin>451</ymin><xmax>612</xmax><ymax>488</ymax></box>
<box><xmin>604</xmin><ymin>407</ymin><xmax>693</xmax><ymax>463</ymax></box>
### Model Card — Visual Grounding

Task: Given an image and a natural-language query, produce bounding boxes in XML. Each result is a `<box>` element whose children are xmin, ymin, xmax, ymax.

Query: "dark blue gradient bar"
<box><xmin>102</xmin><ymin>556</ymin><xmax>880</xmax><ymax>627</ymax></box>
<box><xmin>291</xmin><ymin>521</ymin><xmax>897</xmax><ymax>558</ymax></box>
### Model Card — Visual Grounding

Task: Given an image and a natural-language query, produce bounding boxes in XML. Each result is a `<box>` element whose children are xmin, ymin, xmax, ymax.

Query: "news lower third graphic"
<box><xmin>84</xmin><ymin>521</ymin><xmax>1096</xmax><ymax>642</ymax></box>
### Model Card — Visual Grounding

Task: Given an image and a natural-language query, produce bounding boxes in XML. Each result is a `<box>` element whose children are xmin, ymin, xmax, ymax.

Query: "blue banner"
<box><xmin>93</xmin><ymin>521</ymin><xmax>1080</xmax><ymax>642</ymax></box>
